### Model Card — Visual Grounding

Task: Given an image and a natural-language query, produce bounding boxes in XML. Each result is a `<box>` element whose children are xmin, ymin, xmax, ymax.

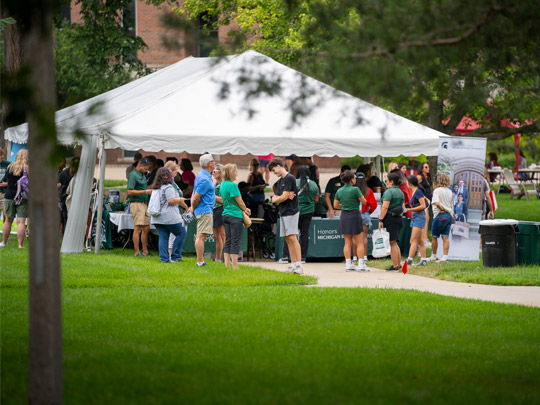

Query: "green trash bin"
<box><xmin>516</xmin><ymin>221</ymin><xmax>540</xmax><ymax>265</ymax></box>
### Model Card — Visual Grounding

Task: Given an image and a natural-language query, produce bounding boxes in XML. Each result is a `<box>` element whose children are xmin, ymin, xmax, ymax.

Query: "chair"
<box><xmin>502</xmin><ymin>168</ymin><xmax>538</xmax><ymax>200</ymax></box>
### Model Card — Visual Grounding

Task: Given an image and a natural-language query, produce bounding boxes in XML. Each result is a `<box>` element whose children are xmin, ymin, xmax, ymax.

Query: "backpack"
<box><xmin>147</xmin><ymin>188</ymin><xmax>164</xmax><ymax>217</ymax></box>
<box><xmin>14</xmin><ymin>167</ymin><xmax>29</xmax><ymax>205</ymax></box>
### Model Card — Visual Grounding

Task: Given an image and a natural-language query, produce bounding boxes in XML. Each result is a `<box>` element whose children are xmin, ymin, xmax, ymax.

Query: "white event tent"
<box><xmin>5</xmin><ymin>50</ymin><xmax>448</xmax><ymax>253</ymax></box>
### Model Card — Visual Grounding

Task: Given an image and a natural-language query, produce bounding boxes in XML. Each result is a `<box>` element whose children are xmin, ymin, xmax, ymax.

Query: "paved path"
<box><xmin>244</xmin><ymin>260</ymin><xmax>540</xmax><ymax>308</ymax></box>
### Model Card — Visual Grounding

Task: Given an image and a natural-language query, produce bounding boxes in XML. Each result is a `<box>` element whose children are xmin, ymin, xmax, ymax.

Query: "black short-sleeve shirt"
<box><xmin>276</xmin><ymin>173</ymin><xmax>299</xmax><ymax>217</ymax></box>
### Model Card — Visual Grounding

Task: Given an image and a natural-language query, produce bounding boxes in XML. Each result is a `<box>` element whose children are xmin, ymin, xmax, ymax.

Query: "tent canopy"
<box><xmin>5</xmin><ymin>51</ymin><xmax>446</xmax><ymax>157</ymax></box>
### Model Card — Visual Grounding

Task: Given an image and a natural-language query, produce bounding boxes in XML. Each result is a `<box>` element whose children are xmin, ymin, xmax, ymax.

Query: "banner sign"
<box><xmin>437</xmin><ymin>136</ymin><xmax>487</xmax><ymax>261</ymax></box>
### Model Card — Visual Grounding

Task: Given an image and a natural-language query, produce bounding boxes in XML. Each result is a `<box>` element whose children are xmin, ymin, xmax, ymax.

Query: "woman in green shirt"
<box><xmin>334</xmin><ymin>170</ymin><xmax>368</xmax><ymax>271</ymax></box>
<box><xmin>378</xmin><ymin>172</ymin><xmax>405</xmax><ymax>271</ymax></box>
<box><xmin>221</xmin><ymin>164</ymin><xmax>251</xmax><ymax>269</ymax></box>
<box><xmin>212</xmin><ymin>164</ymin><xmax>225</xmax><ymax>262</ymax></box>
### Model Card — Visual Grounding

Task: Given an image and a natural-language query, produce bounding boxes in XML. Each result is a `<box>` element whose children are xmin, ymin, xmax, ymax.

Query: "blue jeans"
<box><xmin>154</xmin><ymin>223</ymin><xmax>186</xmax><ymax>263</ymax></box>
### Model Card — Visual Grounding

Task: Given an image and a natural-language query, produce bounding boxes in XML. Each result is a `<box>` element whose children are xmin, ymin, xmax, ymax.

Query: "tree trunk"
<box><xmin>23</xmin><ymin>7</ymin><xmax>64</xmax><ymax>405</ymax></box>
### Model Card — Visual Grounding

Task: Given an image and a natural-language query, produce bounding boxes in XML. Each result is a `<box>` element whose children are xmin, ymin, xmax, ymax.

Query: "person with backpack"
<box><xmin>148</xmin><ymin>167</ymin><xmax>187</xmax><ymax>263</ymax></box>
<box><xmin>0</xmin><ymin>149</ymin><xmax>29</xmax><ymax>248</ymax></box>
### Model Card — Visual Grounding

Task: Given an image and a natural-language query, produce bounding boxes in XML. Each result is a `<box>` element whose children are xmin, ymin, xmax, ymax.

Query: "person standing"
<box><xmin>190</xmin><ymin>154</ymin><xmax>216</xmax><ymax>267</ymax></box>
<box><xmin>127</xmin><ymin>157</ymin><xmax>152</xmax><ymax>257</ymax></box>
<box><xmin>126</xmin><ymin>151</ymin><xmax>142</xmax><ymax>179</ymax></box>
<box><xmin>378</xmin><ymin>172</ymin><xmax>405</xmax><ymax>272</ymax></box>
<box><xmin>258</xmin><ymin>153</ymin><xmax>274</xmax><ymax>184</ymax></box>
<box><xmin>164</xmin><ymin>160</ymin><xmax>189</xmax><ymax>260</ymax></box>
<box><xmin>145</xmin><ymin>155</ymin><xmax>158</xmax><ymax>186</ymax></box>
<box><xmin>334</xmin><ymin>170</ymin><xmax>368</xmax><ymax>271</ymax></box>
<box><xmin>246</xmin><ymin>158</ymin><xmax>266</xmax><ymax>212</ymax></box>
<box><xmin>269</xmin><ymin>158</ymin><xmax>303</xmax><ymax>274</ymax></box>
<box><xmin>356</xmin><ymin>172</ymin><xmax>377</xmax><ymax>263</ymax></box>
<box><xmin>150</xmin><ymin>168</ymin><xmax>187</xmax><ymax>263</ymax></box>
<box><xmin>403</xmin><ymin>175</ymin><xmax>427</xmax><ymax>266</ymax></box>
<box><xmin>0</xmin><ymin>149</ymin><xmax>29</xmax><ymax>248</ymax></box>
<box><xmin>430</xmin><ymin>173</ymin><xmax>454</xmax><ymax>263</ymax></box>
<box><xmin>324</xmin><ymin>165</ymin><xmax>350</xmax><ymax>218</ymax></box>
<box><xmin>180</xmin><ymin>158</ymin><xmax>195</xmax><ymax>199</ymax></box>
<box><xmin>212</xmin><ymin>164</ymin><xmax>226</xmax><ymax>262</ymax></box>
<box><xmin>280</xmin><ymin>165</ymin><xmax>319</xmax><ymax>263</ymax></box>
<box><xmin>456</xmin><ymin>179</ymin><xmax>469</xmax><ymax>206</ymax></box>
<box><xmin>0</xmin><ymin>147</ymin><xmax>12</xmax><ymax>223</ymax></box>
<box><xmin>220</xmin><ymin>164</ymin><xmax>251</xmax><ymax>269</ymax></box>
<box><xmin>417</xmin><ymin>162</ymin><xmax>433</xmax><ymax>247</ymax></box>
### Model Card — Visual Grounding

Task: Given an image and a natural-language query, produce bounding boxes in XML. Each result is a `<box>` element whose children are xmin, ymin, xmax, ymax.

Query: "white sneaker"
<box><xmin>293</xmin><ymin>267</ymin><xmax>304</xmax><ymax>275</ymax></box>
<box><xmin>0</xmin><ymin>243</ymin><xmax>6</xmax><ymax>247</ymax></box>
<box><xmin>426</xmin><ymin>255</ymin><xmax>437</xmax><ymax>262</ymax></box>
<box><xmin>345</xmin><ymin>263</ymin><xmax>356</xmax><ymax>272</ymax></box>
<box><xmin>277</xmin><ymin>258</ymin><xmax>290</xmax><ymax>264</ymax></box>
<box><xmin>424</xmin><ymin>240</ymin><xmax>432</xmax><ymax>248</ymax></box>
<box><xmin>286</xmin><ymin>266</ymin><xmax>296</xmax><ymax>273</ymax></box>
<box><xmin>355</xmin><ymin>263</ymin><xmax>370</xmax><ymax>272</ymax></box>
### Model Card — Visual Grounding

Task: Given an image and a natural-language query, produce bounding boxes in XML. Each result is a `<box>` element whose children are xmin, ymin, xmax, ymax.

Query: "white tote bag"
<box><xmin>372</xmin><ymin>228</ymin><xmax>391</xmax><ymax>258</ymax></box>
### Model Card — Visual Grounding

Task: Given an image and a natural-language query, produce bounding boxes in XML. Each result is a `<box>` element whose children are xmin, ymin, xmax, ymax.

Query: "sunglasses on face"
<box><xmin>212</xmin><ymin>170</ymin><xmax>220</xmax><ymax>174</ymax></box>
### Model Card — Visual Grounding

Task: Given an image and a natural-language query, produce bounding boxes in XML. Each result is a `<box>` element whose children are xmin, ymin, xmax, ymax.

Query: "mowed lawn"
<box><xmin>2</xmin><ymin>246</ymin><xmax>540</xmax><ymax>403</ymax></box>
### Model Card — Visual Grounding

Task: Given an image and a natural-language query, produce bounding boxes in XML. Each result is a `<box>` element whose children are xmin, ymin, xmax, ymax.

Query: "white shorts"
<box><xmin>279</xmin><ymin>212</ymin><xmax>299</xmax><ymax>237</ymax></box>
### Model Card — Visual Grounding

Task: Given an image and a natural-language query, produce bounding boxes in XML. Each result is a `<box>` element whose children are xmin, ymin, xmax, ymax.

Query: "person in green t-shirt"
<box><xmin>334</xmin><ymin>170</ymin><xmax>368</xmax><ymax>271</ymax></box>
<box><xmin>127</xmin><ymin>158</ymin><xmax>152</xmax><ymax>256</ymax></box>
<box><xmin>378</xmin><ymin>172</ymin><xmax>405</xmax><ymax>271</ymax></box>
<box><xmin>324</xmin><ymin>165</ymin><xmax>350</xmax><ymax>218</ymax></box>
<box><xmin>212</xmin><ymin>164</ymin><xmax>225</xmax><ymax>262</ymax></box>
<box><xmin>220</xmin><ymin>164</ymin><xmax>251</xmax><ymax>270</ymax></box>
<box><xmin>282</xmin><ymin>166</ymin><xmax>319</xmax><ymax>262</ymax></box>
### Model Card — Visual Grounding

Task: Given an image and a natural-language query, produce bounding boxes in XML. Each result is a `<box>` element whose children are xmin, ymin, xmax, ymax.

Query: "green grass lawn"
<box><xmin>2</xmin><ymin>245</ymin><xmax>540</xmax><ymax>403</ymax></box>
<box><xmin>495</xmin><ymin>191</ymin><xmax>540</xmax><ymax>221</ymax></box>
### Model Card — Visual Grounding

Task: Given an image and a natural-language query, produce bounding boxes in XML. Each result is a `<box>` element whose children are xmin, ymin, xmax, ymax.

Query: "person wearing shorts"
<box><xmin>403</xmin><ymin>175</ymin><xmax>427</xmax><ymax>266</ymax></box>
<box><xmin>190</xmin><ymin>154</ymin><xmax>216</xmax><ymax>267</ymax></box>
<box><xmin>430</xmin><ymin>173</ymin><xmax>454</xmax><ymax>262</ymax></box>
<box><xmin>269</xmin><ymin>158</ymin><xmax>303</xmax><ymax>274</ymax></box>
<box><xmin>378</xmin><ymin>172</ymin><xmax>405</xmax><ymax>271</ymax></box>
<box><xmin>127</xmin><ymin>158</ymin><xmax>152</xmax><ymax>256</ymax></box>
<box><xmin>258</xmin><ymin>153</ymin><xmax>274</xmax><ymax>184</ymax></box>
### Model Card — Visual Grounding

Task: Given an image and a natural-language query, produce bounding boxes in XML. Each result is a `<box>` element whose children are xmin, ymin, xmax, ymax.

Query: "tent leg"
<box><xmin>94</xmin><ymin>137</ymin><xmax>106</xmax><ymax>254</ymax></box>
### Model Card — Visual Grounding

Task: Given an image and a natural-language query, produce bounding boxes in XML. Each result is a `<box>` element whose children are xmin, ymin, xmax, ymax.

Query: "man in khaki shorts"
<box><xmin>127</xmin><ymin>158</ymin><xmax>152</xmax><ymax>256</ymax></box>
<box><xmin>190</xmin><ymin>154</ymin><xmax>216</xmax><ymax>267</ymax></box>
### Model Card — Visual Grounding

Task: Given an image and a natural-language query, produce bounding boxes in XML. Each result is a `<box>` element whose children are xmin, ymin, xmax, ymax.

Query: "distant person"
<box><xmin>269</xmin><ymin>158</ymin><xmax>303</xmax><ymax>274</ymax></box>
<box><xmin>220</xmin><ymin>163</ymin><xmax>251</xmax><ymax>269</ymax></box>
<box><xmin>281</xmin><ymin>165</ymin><xmax>320</xmax><ymax>264</ymax></box>
<box><xmin>324</xmin><ymin>164</ymin><xmax>350</xmax><ymax>218</ymax></box>
<box><xmin>156</xmin><ymin>159</ymin><xmax>165</xmax><ymax>168</ymax></box>
<box><xmin>0</xmin><ymin>147</ymin><xmax>11</xmax><ymax>222</ymax></box>
<box><xmin>430</xmin><ymin>173</ymin><xmax>454</xmax><ymax>263</ymax></box>
<box><xmin>358</xmin><ymin>162</ymin><xmax>384</xmax><ymax>193</ymax></box>
<box><xmin>403</xmin><ymin>175</ymin><xmax>427</xmax><ymax>266</ymax></box>
<box><xmin>487</xmin><ymin>152</ymin><xmax>500</xmax><ymax>182</ymax></box>
<box><xmin>164</xmin><ymin>160</ymin><xmax>189</xmax><ymax>260</ymax></box>
<box><xmin>180</xmin><ymin>158</ymin><xmax>195</xmax><ymax>198</ymax></box>
<box><xmin>57</xmin><ymin>158</ymin><xmax>76</xmax><ymax>235</ymax></box>
<box><xmin>247</xmin><ymin>158</ymin><xmax>266</xmax><ymax>208</ymax></box>
<box><xmin>212</xmin><ymin>164</ymin><xmax>225</xmax><ymax>263</ymax></box>
<box><xmin>356</xmin><ymin>172</ymin><xmax>377</xmax><ymax>263</ymax></box>
<box><xmin>334</xmin><ymin>170</ymin><xmax>368</xmax><ymax>271</ymax></box>
<box><xmin>454</xmin><ymin>194</ymin><xmax>468</xmax><ymax>222</ymax></box>
<box><xmin>392</xmin><ymin>169</ymin><xmax>412</xmax><ymax>219</ymax></box>
<box><xmin>387</xmin><ymin>161</ymin><xmax>398</xmax><ymax>173</ymax></box>
<box><xmin>145</xmin><ymin>155</ymin><xmax>158</xmax><ymax>186</ymax></box>
<box><xmin>378</xmin><ymin>172</ymin><xmax>405</xmax><ymax>272</ymax></box>
<box><xmin>456</xmin><ymin>179</ymin><xmax>469</xmax><ymax>206</ymax></box>
<box><xmin>518</xmin><ymin>150</ymin><xmax>528</xmax><ymax>179</ymax></box>
<box><xmin>258</xmin><ymin>153</ymin><xmax>274</xmax><ymax>184</ymax></box>
<box><xmin>127</xmin><ymin>157</ymin><xmax>152</xmax><ymax>257</ymax></box>
<box><xmin>64</xmin><ymin>157</ymin><xmax>80</xmax><ymax>214</ymax></box>
<box><xmin>150</xmin><ymin>167</ymin><xmax>187</xmax><ymax>264</ymax></box>
<box><xmin>482</xmin><ymin>168</ymin><xmax>494</xmax><ymax>220</ymax></box>
<box><xmin>398</xmin><ymin>163</ymin><xmax>408</xmax><ymax>176</ymax></box>
<box><xmin>417</xmin><ymin>162</ymin><xmax>432</xmax><ymax>247</ymax></box>
<box><xmin>126</xmin><ymin>152</ymin><xmax>143</xmax><ymax>178</ymax></box>
<box><xmin>190</xmin><ymin>154</ymin><xmax>216</xmax><ymax>267</ymax></box>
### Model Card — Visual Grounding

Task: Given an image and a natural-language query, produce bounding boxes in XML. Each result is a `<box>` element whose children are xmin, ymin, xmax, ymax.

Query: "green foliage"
<box><xmin>54</xmin><ymin>0</ymin><xmax>155</xmax><ymax>107</ymax></box>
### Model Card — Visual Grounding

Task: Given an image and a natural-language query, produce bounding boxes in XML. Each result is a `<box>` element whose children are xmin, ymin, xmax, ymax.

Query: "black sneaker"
<box><xmin>386</xmin><ymin>265</ymin><xmax>400</xmax><ymax>272</ymax></box>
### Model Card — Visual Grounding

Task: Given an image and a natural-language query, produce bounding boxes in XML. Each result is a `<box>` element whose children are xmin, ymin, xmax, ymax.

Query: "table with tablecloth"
<box><xmin>274</xmin><ymin>216</ymin><xmax>412</xmax><ymax>260</ymax></box>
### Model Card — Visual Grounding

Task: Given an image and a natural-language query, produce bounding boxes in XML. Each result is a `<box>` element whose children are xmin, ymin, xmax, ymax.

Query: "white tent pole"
<box><xmin>94</xmin><ymin>135</ymin><xmax>106</xmax><ymax>254</ymax></box>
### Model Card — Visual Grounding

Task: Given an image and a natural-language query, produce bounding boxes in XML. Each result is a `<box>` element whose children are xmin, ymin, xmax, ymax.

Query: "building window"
<box><xmin>123</xmin><ymin>150</ymin><xmax>138</xmax><ymax>158</ymax></box>
<box><xmin>197</xmin><ymin>12</ymin><xmax>218</xmax><ymax>57</ymax></box>
<box><xmin>122</xmin><ymin>0</ymin><xmax>137</xmax><ymax>64</ymax></box>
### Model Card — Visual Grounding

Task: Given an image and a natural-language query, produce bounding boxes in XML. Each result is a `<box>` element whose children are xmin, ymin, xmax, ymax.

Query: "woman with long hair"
<box><xmin>180</xmin><ymin>158</ymin><xmax>195</xmax><ymax>199</ymax></box>
<box><xmin>417</xmin><ymin>162</ymin><xmax>432</xmax><ymax>247</ymax></box>
<box><xmin>334</xmin><ymin>170</ymin><xmax>368</xmax><ymax>271</ymax></box>
<box><xmin>454</xmin><ymin>194</ymin><xmax>468</xmax><ymax>222</ymax></box>
<box><xmin>356</xmin><ymin>172</ymin><xmax>377</xmax><ymax>263</ymax></box>
<box><xmin>281</xmin><ymin>165</ymin><xmax>319</xmax><ymax>263</ymax></box>
<box><xmin>212</xmin><ymin>164</ymin><xmax>226</xmax><ymax>262</ymax></box>
<box><xmin>1</xmin><ymin>149</ymin><xmax>29</xmax><ymax>248</ymax></box>
<box><xmin>378</xmin><ymin>172</ymin><xmax>405</xmax><ymax>271</ymax></box>
<box><xmin>246</xmin><ymin>158</ymin><xmax>266</xmax><ymax>209</ymax></box>
<box><xmin>403</xmin><ymin>175</ymin><xmax>427</xmax><ymax>266</ymax></box>
<box><xmin>221</xmin><ymin>164</ymin><xmax>251</xmax><ymax>269</ymax></box>
<box><xmin>150</xmin><ymin>167</ymin><xmax>187</xmax><ymax>263</ymax></box>
<box><xmin>164</xmin><ymin>161</ymin><xmax>189</xmax><ymax>258</ymax></box>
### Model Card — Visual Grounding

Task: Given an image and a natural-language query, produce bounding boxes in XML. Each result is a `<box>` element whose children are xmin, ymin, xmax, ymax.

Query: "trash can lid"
<box><xmin>479</xmin><ymin>219</ymin><xmax>518</xmax><ymax>226</ymax></box>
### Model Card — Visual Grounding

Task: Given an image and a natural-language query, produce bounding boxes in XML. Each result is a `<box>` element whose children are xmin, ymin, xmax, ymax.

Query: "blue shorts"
<box><xmin>361</xmin><ymin>211</ymin><xmax>372</xmax><ymax>227</ymax></box>
<box><xmin>432</xmin><ymin>212</ymin><xmax>452</xmax><ymax>238</ymax></box>
<box><xmin>259</xmin><ymin>159</ymin><xmax>270</xmax><ymax>168</ymax></box>
<box><xmin>410</xmin><ymin>211</ymin><xmax>426</xmax><ymax>228</ymax></box>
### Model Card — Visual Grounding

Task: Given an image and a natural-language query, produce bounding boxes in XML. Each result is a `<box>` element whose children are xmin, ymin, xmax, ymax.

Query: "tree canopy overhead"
<box><xmin>178</xmin><ymin>0</ymin><xmax>540</xmax><ymax>139</ymax></box>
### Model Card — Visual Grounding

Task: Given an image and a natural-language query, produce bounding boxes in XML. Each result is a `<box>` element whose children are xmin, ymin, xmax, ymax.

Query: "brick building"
<box><xmin>68</xmin><ymin>1</ymin><xmax>342</xmax><ymax>169</ymax></box>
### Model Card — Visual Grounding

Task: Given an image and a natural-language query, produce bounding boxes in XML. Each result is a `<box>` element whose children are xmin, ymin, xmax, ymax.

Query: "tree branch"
<box><xmin>466</xmin><ymin>122</ymin><xmax>539</xmax><ymax>140</ymax></box>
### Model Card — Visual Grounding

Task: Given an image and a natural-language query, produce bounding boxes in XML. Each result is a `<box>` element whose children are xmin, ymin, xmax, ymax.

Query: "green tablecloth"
<box><xmin>275</xmin><ymin>216</ymin><xmax>412</xmax><ymax>260</ymax></box>
<box><xmin>182</xmin><ymin>220</ymin><xmax>248</xmax><ymax>253</ymax></box>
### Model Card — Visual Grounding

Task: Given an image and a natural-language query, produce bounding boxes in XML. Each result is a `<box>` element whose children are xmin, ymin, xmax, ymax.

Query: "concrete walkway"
<box><xmin>244</xmin><ymin>260</ymin><xmax>540</xmax><ymax>308</ymax></box>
